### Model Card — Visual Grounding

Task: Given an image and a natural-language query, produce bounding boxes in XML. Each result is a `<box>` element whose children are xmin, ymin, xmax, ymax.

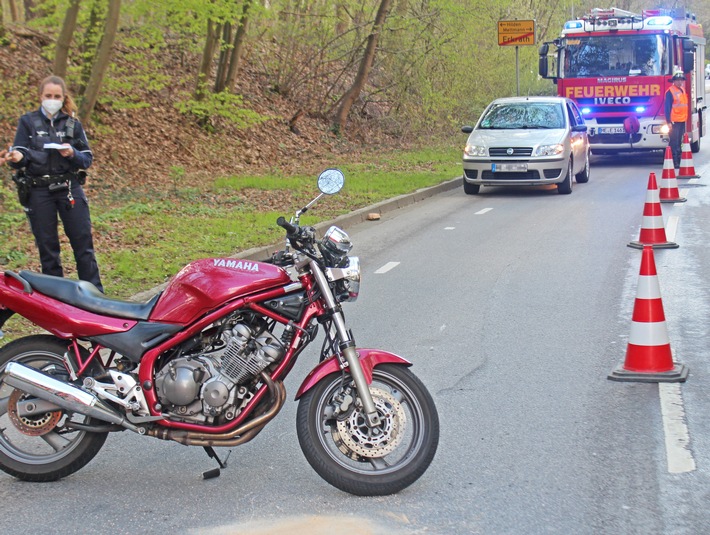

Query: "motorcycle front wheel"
<box><xmin>0</xmin><ymin>335</ymin><xmax>108</xmax><ymax>482</ymax></box>
<box><xmin>297</xmin><ymin>363</ymin><xmax>439</xmax><ymax>496</ymax></box>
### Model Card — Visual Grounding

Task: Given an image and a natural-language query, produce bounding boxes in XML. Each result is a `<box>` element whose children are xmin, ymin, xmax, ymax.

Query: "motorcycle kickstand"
<box><xmin>202</xmin><ymin>446</ymin><xmax>232</xmax><ymax>480</ymax></box>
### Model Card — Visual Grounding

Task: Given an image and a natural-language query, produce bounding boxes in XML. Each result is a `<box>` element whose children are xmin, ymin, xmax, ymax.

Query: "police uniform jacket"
<box><xmin>10</xmin><ymin>108</ymin><xmax>93</xmax><ymax>179</ymax></box>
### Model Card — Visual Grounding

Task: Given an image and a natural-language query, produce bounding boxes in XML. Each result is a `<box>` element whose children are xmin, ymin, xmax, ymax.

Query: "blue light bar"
<box><xmin>635</xmin><ymin>106</ymin><xmax>645</xmax><ymax>113</ymax></box>
<box><xmin>581</xmin><ymin>107</ymin><xmax>592</xmax><ymax>114</ymax></box>
<box><xmin>646</xmin><ymin>16</ymin><xmax>673</xmax><ymax>27</ymax></box>
<box><xmin>564</xmin><ymin>21</ymin><xmax>584</xmax><ymax>30</ymax></box>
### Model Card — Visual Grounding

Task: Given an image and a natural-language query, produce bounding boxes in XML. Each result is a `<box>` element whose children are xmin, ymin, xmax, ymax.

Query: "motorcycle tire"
<box><xmin>0</xmin><ymin>335</ymin><xmax>108</xmax><ymax>482</ymax></box>
<box><xmin>296</xmin><ymin>363</ymin><xmax>439</xmax><ymax>496</ymax></box>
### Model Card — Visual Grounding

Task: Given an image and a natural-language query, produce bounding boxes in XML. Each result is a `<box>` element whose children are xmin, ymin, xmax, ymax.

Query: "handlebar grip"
<box><xmin>277</xmin><ymin>216</ymin><xmax>299</xmax><ymax>236</ymax></box>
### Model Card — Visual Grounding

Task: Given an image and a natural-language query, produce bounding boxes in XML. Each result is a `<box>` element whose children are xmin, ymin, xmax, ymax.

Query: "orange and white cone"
<box><xmin>609</xmin><ymin>246</ymin><xmax>688</xmax><ymax>382</ymax></box>
<box><xmin>678</xmin><ymin>133</ymin><xmax>699</xmax><ymax>178</ymax></box>
<box><xmin>628</xmin><ymin>172</ymin><xmax>678</xmax><ymax>249</ymax></box>
<box><xmin>659</xmin><ymin>147</ymin><xmax>686</xmax><ymax>203</ymax></box>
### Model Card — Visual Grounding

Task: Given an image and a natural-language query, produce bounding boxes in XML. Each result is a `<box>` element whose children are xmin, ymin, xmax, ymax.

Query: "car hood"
<box><xmin>467</xmin><ymin>128</ymin><xmax>566</xmax><ymax>147</ymax></box>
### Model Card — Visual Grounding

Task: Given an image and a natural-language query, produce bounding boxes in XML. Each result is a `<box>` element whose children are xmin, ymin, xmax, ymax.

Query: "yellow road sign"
<box><xmin>498</xmin><ymin>20</ymin><xmax>536</xmax><ymax>46</ymax></box>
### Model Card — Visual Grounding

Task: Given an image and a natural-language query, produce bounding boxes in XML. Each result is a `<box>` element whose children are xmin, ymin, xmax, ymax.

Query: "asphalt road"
<box><xmin>1</xmin><ymin>147</ymin><xmax>710</xmax><ymax>534</ymax></box>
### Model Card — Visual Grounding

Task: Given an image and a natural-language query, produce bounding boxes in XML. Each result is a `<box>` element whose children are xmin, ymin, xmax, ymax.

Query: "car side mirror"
<box><xmin>461</xmin><ymin>126</ymin><xmax>474</xmax><ymax>134</ymax></box>
<box><xmin>572</xmin><ymin>125</ymin><xmax>588</xmax><ymax>133</ymax></box>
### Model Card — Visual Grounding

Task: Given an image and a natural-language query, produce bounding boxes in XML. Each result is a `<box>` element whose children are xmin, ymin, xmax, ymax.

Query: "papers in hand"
<box><xmin>44</xmin><ymin>143</ymin><xmax>66</xmax><ymax>150</ymax></box>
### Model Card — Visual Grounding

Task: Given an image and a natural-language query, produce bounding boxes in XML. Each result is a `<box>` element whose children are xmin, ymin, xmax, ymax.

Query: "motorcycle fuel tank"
<box><xmin>149</xmin><ymin>258</ymin><xmax>291</xmax><ymax>324</ymax></box>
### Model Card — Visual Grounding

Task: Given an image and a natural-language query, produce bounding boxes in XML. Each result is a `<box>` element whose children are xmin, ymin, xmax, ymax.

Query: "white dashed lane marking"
<box><xmin>375</xmin><ymin>262</ymin><xmax>400</xmax><ymax>274</ymax></box>
<box><xmin>665</xmin><ymin>215</ymin><xmax>679</xmax><ymax>242</ymax></box>
<box><xmin>475</xmin><ymin>208</ymin><xmax>493</xmax><ymax>215</ymax></box>
<box><xmin>659</xmin><ymin>383</ymin><xmax>696</xmax><ymax>473</ymax></box>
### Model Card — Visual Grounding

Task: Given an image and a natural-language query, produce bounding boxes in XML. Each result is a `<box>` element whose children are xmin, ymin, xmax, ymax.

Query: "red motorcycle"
<box><xmin>0</xmin><ymin>169</ymin><xmax>438</xmax><ymax>496</ymax></box>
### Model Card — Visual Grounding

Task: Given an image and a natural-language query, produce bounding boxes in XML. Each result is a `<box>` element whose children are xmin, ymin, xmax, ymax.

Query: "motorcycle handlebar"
<box><xmin>277</xmin><ymin>216</ymin><xmax>299</xmax><ymax>236</ymax></box>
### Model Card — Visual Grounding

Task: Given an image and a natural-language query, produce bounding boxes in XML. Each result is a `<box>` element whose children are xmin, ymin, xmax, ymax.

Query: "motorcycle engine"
<box><xmin>154</xmin><ymin>316</ymin><xmax>286</xmax><ymax>424</ymax></box>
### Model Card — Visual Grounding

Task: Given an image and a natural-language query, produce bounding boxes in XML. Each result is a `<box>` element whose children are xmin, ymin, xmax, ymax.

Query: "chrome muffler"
<box><xmin>3</xmin><ymin>362</ymin><xmax>140</xmax><ymax>432</ymax></box>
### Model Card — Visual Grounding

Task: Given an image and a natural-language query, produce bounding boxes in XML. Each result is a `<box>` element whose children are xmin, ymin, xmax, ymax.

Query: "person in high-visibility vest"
<box><xmin>664</xmin><ymin>70</ymin><xmax>689</xmax><ymax>169</ymax></box>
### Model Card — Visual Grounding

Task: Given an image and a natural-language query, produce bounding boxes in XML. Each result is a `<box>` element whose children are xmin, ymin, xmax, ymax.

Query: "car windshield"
<box><xmin>478</xmin><ymin>102</ymin><xmax>565</xmax><ymax>130</ymax></box>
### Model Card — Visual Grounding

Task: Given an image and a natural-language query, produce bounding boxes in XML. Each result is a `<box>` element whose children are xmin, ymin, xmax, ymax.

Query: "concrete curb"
<box><xmin>131</xmin><ymin>175</ymin><xmax>463</xmax><ymax>301</ymax></box>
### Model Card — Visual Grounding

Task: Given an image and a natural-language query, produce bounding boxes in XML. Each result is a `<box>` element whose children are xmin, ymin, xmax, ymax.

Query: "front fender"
<box><xmin>295</xmin><ymin>348</ymin><xmax>412</xmax><ymax>400</ymax></box>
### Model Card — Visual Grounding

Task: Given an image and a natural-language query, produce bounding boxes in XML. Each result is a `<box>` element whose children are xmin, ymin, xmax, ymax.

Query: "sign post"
<box><xmin>498</xmin><ymin>20</ymin><xmax>536</xmax><ymax>96</ymax></box>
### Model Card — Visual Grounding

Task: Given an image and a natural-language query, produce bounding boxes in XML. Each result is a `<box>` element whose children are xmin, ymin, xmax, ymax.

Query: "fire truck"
<box><xmin>539</xmin><ymin>7</ymin><xmax>706</xmax><ymax>154</ymax></box>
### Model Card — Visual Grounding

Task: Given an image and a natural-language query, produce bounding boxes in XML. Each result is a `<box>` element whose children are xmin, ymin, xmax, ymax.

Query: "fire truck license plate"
<box><xmin>598</xmin><ymin>126</ymin><xmax>626</xmax><ymax>134</ymax></box>
<box><xmin>492</xmin><ymin>163</ymin><xmax>528</xmax><ymax>172</ymax></box>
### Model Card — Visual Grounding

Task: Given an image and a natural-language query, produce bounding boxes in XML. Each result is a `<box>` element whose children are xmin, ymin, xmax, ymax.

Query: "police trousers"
<box><xmin>25</xmin><ymin>181</ymin><xmax>104</xmax><ymax>292</ymax></box>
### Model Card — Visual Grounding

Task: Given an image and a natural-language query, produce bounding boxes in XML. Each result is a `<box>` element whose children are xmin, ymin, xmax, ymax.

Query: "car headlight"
<box><xmin>464</xmin><ymin>144</ymin><xmax>487</xmax><ymax>157</ymax></box>
<box><xmin>534</xmin><ymin>144</ymin><xmax>564</xmax><ymax>157</ymax></box>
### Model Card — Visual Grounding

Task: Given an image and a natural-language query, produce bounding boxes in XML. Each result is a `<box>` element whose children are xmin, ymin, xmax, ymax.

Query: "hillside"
<box><xmin>0</xmin><ymin>27</ymin><xmax>409</xmax><ymax>194</ymax></box>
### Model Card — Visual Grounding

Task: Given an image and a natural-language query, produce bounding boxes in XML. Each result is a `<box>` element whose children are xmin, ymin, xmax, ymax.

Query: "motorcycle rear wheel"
<box><xmin>0</xmin><ymin>335</ymin><xmax>108</xmax><ymax>482</ymax></box>
<box><xmin>297</xmin><ymin>364</ymin><xmax>439</xmax><ymax>496</ymax></box>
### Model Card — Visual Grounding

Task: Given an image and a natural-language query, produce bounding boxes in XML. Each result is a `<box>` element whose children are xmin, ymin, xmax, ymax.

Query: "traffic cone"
<box><xmin>659</xmin><ymin>147</ymin><xmax>686</xmax><ymax>203</ymax></box>
<box><xmin>628</xmin><ymin>172</ymin><xmax>678</xmax><ymax>249</ymax></box>
<box><xmin>608</xmin><ymin>246</ymin><xmax>688</xmax><ymax>383</ymax></box>
<box><xmin>678</xmin><ymin>133</ymin><xmax>699</xmax><ymax>178</ymax></box>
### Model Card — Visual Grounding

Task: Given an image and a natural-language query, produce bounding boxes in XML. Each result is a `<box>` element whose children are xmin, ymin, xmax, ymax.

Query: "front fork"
<box><xmin>309</xmin><ymin>260</ymin><xmax>381</xmax><ymax>427</ymax></box>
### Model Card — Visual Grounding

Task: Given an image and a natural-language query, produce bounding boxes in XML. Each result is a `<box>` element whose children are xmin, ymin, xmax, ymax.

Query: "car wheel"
<box><xmin>575</xmin><ymin>149</ymin><xmax>590</xmax><ymax>183</ymax></box>
<box><xmin>557</xmin><ymin>159</ymin><xmax>573</xmax><ymax>194</ymax></box>
<box><xmin>463</xmin><ymin>181</ymin><xmax>480</xmax><ymax>195</ymax></box>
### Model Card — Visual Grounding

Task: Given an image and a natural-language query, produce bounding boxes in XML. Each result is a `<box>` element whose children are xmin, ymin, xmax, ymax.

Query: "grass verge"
<box><xmin>0</xmin><ymin>145</ymin><xmax>461</xmax><ymax>340</ymax></box>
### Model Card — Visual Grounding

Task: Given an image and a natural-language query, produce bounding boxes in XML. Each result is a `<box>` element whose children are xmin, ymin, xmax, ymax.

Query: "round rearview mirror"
<box><xmin>317</xmin><ymin>168</ymin><xmax>345</xmax><ymax>195</ymax></box>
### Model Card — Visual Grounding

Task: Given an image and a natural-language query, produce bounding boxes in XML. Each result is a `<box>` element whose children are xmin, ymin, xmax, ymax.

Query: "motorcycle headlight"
<box><xmin>322</xmin><ymin>226</ymin><xmax>353</xmax><ymax>257</ymax></box>
<box><xmin>326</xmin><ymin>256</ymin><xmax>360</xmax><ymax>302</ymax></box>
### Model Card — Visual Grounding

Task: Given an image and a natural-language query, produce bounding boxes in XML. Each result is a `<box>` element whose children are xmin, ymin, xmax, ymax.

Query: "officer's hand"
<box><xmin>58</xmin><ymin>144</ymin><xmax>74</xmax><ymax>159</ymax></box>
<box><xmin>0</xmin><ymin>149</ymin><xmax>22</xmax><ymax>164</ymax></box>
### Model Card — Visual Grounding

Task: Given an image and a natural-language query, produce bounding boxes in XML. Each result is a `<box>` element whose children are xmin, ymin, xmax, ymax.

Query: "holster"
<box><xmin>11</xmin><ymin>170</ymin><xmax>31</xmax><ymax>207</ymax></box>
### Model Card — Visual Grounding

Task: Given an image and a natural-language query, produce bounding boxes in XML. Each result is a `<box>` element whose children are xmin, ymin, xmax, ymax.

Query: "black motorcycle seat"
<box><xmin>17</xmin><ymin>270</ymin><xmax>161</xmax><ymax>321</ymax></box>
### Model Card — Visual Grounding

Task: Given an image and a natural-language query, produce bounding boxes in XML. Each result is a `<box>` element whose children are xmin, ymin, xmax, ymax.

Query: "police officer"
<box><xmin>664</xmin><ymin>69</ymin><xmax>688</xmax><ymax>169</ymax></box>
<box><xmin>0</xmin><ymin>75</ymin><xmax>103</xmax><ymax>292</ymax></box>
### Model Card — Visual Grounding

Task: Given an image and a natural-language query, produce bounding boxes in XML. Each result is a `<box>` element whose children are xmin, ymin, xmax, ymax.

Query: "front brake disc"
<box><xmin>333</xmin><ymin>387</ymin><xmax>406</xmax><ymax>459</ymax></box>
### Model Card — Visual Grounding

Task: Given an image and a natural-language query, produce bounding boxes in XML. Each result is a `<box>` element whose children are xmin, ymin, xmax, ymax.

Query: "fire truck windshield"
<box><xmin>561</xmin><ymin>34</ymin><xmax>668</xmax><ymax>78</ymax></box>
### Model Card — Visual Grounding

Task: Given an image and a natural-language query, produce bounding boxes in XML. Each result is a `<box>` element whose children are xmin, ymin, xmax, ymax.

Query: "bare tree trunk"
<box><xmin>332</xmin><ymin>0</ymin><xmax>392</xmax><ymax>133</ymax></box>
<box><xmin>7</xmin><ymin>0</ymin><xmax>19</xmax><ymax>22</ymax></box>
<box><xmin>225</xmin><ymin>0</ymin><xmax>253</xmax><ymax>92</ymax></box>
<box><xmin>78</xmin><ymin>1</ymin><xmax>105</xmax><ymax>95</ymax></box>
<box><xmin>214</xmin><ymin>22</ymin><xmax>232</xmax><ymax>93</ymax></box>
<box><xmin>78</xmin><ymin>0</ymin><xmax>121</xmax><ymax>124</ymax></box>
<box><xmin>23</xmin><ymin>0</ymin><xmax>34</xmax><ymax>21</ymax></box>
<box><xmin>54</xmin><ymin>0</ymin><xmax>81</xmax><ymax>78</ymax></box>
<box><xmin>194</xmin><ymin>19</ymin><xmax>221</xmax><ymax>101</ymax></box>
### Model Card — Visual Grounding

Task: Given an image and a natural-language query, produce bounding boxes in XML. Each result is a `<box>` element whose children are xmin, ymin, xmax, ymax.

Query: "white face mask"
<box><xmin>42</xmin><ymin>99</ymin><xmax>63</xmax><ymax>116</ymax></box>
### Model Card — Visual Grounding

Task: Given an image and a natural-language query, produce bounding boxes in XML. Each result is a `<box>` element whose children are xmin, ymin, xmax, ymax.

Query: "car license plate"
<box><xmin>598</xmin><ymin>126</ymin><xmax>626</xmax><ymax>134</ymax></box>
<box><xmin>492</xmin><ymin>163</ymin><xmax>528</xmax><ymax>172</ymax></box>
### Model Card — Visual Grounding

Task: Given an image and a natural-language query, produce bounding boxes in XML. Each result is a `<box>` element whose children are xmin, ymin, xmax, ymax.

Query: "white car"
<box><xmin>461</xmin><ymin>96</ymin><xmax>590</xmax><ymax>195</ymax></box>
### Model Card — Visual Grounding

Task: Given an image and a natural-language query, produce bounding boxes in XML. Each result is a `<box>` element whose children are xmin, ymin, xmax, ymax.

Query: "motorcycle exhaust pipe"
<box><xmin>3</xmin><ymin>362</ymin><xmax>141</xmax><ymax>433</ymax></box>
